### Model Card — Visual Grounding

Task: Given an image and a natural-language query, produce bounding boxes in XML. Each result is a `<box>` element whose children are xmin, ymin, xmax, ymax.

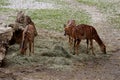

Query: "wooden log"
<box><xmin>0</xmin><ymin>23</ymin><xmax>13</xmax><ymax>66</ymax></box>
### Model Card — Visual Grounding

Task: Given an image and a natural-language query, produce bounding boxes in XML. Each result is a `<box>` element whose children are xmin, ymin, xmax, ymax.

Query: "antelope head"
<box><xmin>101</xmin><ymin>44</ymin><xmax>106</xmax><ymax>54</ymax></box>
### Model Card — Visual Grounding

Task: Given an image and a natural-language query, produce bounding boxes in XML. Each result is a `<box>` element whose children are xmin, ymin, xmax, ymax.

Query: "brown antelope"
<box><xmin>20</xmin><ymin>24</ymin><xmax>36</xmax><ymax>55</ymax></box>
<box><xmin>15</xmin><ymin>11</ymin><xmax>38</xmax><ymax>55</ymax></box>
<box><xmin>64</xmin><ymin>20</ymin><xmax>89</xmax><ymax>54</ymax></box>
<box><xmin>64</xmin><ymin>21</ymin><xmax>106</xmax><ymax>55</ymax></box>
<box><xmin>77</xmin><ymin>24</ymin><xmax>106</xmax><ymax>55</ymax></box>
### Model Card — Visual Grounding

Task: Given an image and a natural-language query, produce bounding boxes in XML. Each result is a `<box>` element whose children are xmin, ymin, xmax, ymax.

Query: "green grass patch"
<box><xmin>77</xmin><ymin>0</ymin><xmax>114</xmax><ymax>13</ymax></box>
<box><xmin>107</xmin><ymin>2</ymin><xmax>120</xmax><ymax>29</ymax></box>
<box><xmin>36</xmin><ymin>0</ymin><xmax>68</xmax><ymax>5</ymax></box>
<box><xmin>108</xmin><ymin>15</ymin><xmax>120</xmax><ymax>29</ymax></box>
<box><xmin>77</xmin><ymin>0</ymin><xmax>120</xmax><ymax>29</ymax></box>
<box><xmin>28</xmin><ymin>9</ymin><xmax>90</xmax><ymax>31</ymax></box>
<box><xmin>0</xmin><ymin>8</ymin><xmax>16</xmax><ymax>23</ymax></box>
<box><xmin>0</xmin><ymin>8</ymin><xmax>15</xmax><ymax>13</ymax></box>
<box><xmin>77</xmin><ymin>0</ymin><xmax>99</xmax><ymax>6</ymax></box>
<box><xmin>0</xmin><ymin>0</ymin><xmax>9</xmax><ymax>6</ymax></box>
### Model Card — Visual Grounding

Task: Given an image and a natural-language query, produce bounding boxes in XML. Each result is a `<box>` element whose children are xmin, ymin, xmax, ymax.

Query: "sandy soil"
<box><xmin>0</xmin><ymin>0</ymin><xmax>120</xmax><ymax>80</ymax></box>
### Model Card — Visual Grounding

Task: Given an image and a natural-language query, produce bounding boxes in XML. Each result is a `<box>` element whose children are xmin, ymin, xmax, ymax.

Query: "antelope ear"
<box><xmin>64</xmin><ymin>24</ymin><xmax>66</xmax><ymax>28</ymax></box>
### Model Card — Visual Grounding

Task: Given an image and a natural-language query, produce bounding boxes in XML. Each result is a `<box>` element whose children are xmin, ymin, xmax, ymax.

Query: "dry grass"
<box><xmin>5</xmin><ymin>29</ymin><xmax>108</xmax><ymax>70</ymax></box>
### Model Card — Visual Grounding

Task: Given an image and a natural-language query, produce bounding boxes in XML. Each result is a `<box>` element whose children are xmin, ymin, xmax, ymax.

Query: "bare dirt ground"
<box><xmin>0</xmin><ymin>0</ymin><xmax>120</xmax><ymax>80</ymax></box>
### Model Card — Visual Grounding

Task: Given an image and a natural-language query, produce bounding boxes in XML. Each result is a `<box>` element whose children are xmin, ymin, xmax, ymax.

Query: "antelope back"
<box><xmin>75</xmin><ymin>24</ymin><xmax>94</xmax><ymax>39</ymax></box>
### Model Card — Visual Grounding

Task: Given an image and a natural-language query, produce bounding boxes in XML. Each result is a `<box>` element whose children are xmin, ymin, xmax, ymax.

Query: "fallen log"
<box><xmin>0</xmin><ymin>23</ymin><xmax>13</xmax><ymax>66</ymax></box>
